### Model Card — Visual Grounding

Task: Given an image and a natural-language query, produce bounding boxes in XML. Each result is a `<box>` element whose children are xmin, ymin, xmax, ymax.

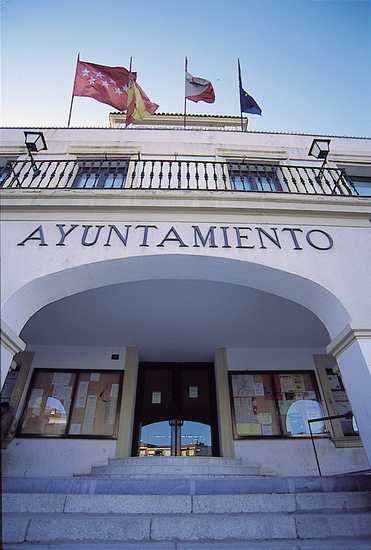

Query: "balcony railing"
<box><xmin>0</xmin><ymin>158</ymin><xmax>362</xmax><ymax>196</ymax></box>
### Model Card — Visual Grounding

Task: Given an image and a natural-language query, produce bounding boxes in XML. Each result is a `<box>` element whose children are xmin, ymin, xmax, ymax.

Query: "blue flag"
<box><xmin>238</xmin><ymin>59</ymin><xmax>262</xmax><ymax>116</ymax></box>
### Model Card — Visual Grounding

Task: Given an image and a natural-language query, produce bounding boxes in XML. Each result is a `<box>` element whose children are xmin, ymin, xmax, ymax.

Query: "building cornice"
<box><xmin>327</xmin><ymin>325</ymin><xmax>371</xmax><ymax>357</ymax></box>
<box><xmin>1</xmin><ymin>188</ymin><xmax>370</xmax><ymax>220</ymax></box>
<box><xmin>1</xmin><ymin>320</ymin><xmax>26</xmax><ymax>355</ymax></box>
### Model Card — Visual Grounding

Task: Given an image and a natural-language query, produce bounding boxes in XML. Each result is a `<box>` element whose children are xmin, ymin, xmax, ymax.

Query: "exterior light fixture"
<box><xmin>308</xmin><ymin>138</ymin><xmax>331</xmax><ymax>184</ymax></box>
<box><xmin>308</xmin><ymin>139</ymin><xmax>331</xmax><ymax>160</ymax></box>
<box><xmin>24</xmin><ymin>131</ymin><xmax>47</xmax><ymax>175</ymax></box>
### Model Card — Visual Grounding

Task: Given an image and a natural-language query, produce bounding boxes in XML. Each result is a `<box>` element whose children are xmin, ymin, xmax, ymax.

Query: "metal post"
<box><xmin>308</xmin><ymin>420</ymin><xmax>322</xmax><ymax>477</ymax></box>
<box><xmin>67</xmin><ymin>53</ymin><xmax>80</xmax><ymax>127</ymax></box>
<box><xmin>125</xmin><ymin>56</ymin><xmax>133</xmax><ymax>128</ymax></box>
<box><xmin>184</xmin><ymin>57</ymin><xmax>188</xmax><ymax>130</ymax></box>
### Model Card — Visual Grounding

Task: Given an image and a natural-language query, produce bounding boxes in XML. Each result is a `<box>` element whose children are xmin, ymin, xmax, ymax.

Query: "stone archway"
<box><xmin>2</xmin><ymin>254</ymin><xmax>351</xmax><ymax>341</ymax></box>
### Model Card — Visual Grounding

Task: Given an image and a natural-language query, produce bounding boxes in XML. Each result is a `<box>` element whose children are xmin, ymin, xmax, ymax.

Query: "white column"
<box><xmin>327</xmin><ymin>326</ymin><xmax>371</xmax><ymax>466</ymax></box>
<box><xmin>1</xmin><ymin>320</ymin><xmax>26</xmax><ymax>389</ymax></box>
<box><xmin>214</xmin><ymin>348</ymin><xmax>235</xmax><ymax>458</ymax></box>
<box><xmin>116</xmin><ymin>347</ymin><xmax>139</xmax><ymax>458</ymax></box>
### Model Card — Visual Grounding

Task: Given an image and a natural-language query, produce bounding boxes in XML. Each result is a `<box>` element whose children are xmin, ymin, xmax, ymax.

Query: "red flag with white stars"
<box><xmin>73</xmin><ymin>60</ymin><xmax>135</xmax><ymax>111</ymax></box>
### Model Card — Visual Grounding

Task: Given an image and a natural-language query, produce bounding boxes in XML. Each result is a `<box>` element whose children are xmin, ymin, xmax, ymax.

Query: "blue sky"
<box><xmin>1</xmin><ymin>0</ymin><xmax>370</xmax><ymax>135</ymax></box>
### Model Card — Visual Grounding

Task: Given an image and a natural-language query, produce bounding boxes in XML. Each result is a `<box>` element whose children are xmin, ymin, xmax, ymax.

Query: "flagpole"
<box><xmin>183</xmin><ymin>57</ymin><xmax>187</xmax><ymax>130</ymax></box>
<box><xmin>238</xmin><ymin>59</ymin><xmax>244</xmax><ymax>132</ymax></box>
<box><xmin>67</xmin><ymin>53</ymin><xmax>80</xmax><ymax>128</ymax></box>
<box><xmin>125</xmin><ymin>56</ymin><xmax>133</xmax><ymax>128</ymax></box>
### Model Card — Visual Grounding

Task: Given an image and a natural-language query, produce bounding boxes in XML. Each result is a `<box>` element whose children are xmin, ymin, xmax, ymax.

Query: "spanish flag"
<box><xmin>126</xmin><ymin>78</ymin><xmax>159</xmax><ymax>125</ymax></box>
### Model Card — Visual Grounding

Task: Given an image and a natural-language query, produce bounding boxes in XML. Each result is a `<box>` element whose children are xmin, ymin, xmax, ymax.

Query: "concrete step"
<box><xmin>3</xmin><ymin>475</ymin><xmax>371</xmax><ymax>494</ymax></box>
<box><xmin>88</xmin><ymin>469</ymin><xmax>262</xmax><ymax>477</ymax></box>
<box><xmin>4</xmin><ymin>541</ymin><xmax>371</xmax><ymax>550</ymax></box>
<box><xmin>86</xmin><ymin>457</ymin><xmax>262</xmax><ymax>477</ymax></box>
<box><xmin>3</xmin><ymin>492</ymin><xmax>371</xmax><ymax>514</ymax></box>
<box><xmin>89</xmin><ymin>460</ymin><xmax>261</xmax><ymax>476</ymax></box>
<box><xmin>3</xmin><ymin>512</ymin><xmax>371</xmax><ymax>544</ymax></box>
<box><xmin>108</xmin><ymin>457</ymin><xmax>246</xmax><ymax>466</ymax></box>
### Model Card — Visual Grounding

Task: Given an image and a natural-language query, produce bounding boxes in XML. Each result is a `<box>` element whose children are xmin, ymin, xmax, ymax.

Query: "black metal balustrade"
<box><xmin>0</xmin><ymin>158</ymin><xmax>362</xmax><ymax>196</ymax></box>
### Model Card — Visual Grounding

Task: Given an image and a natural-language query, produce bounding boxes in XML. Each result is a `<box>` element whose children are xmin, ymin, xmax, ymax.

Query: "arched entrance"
<box><xmin>2</xmin><ymin>254</ymin><xmax>350</xmax><ymax>339</ymax></box>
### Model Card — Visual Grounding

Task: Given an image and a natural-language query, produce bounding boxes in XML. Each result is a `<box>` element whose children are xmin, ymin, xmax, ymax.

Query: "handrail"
<box><xmin>308</xmin><ymin>411</ymin><xmax>359</xmax><ymax>477</ymax></box>
<box><xmin>0</xmin><ymin>158</ymin><xmax>362</xmax><ymax>196</ymax></box>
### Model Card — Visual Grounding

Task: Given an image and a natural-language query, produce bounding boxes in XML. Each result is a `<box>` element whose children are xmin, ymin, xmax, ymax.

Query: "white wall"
<box><xmin>227</xmin><ymin>347</ymin><xmax>369</xmax><ymax>475</ymax></box>
<box><xmin>2</xmin><ymin>218</ymin><xmax>370</xmax><ymax>340</ymax></box>
<box><xmin>3</xmin><ymin>439</ymin><xmax>116</xmax><ymax>477</ymax></box>
<box><xmin>30</xmin><ymin>345</ymin><xmax>127</xmax><ymax>370</ymax></box>
<box><xmin>236</xmin><ymin>438</ymin><xmax>369</xmax><ymax>476</ymax></box>
<box><xmin>226</xmin><ymin>347</ymin><xmax>323</xmax><ymax>372</ymax></box>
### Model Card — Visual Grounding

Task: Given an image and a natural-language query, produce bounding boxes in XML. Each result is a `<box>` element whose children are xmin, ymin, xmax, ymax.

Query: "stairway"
<box><xmin>2</xmin><ymin>458</ymin><xmax>371</xmax><ymax>549</ymax></box>
<box><xmin>80</xmin><ymin>456</ymin><xmax>263</xmax><ymax>478</ymax></box>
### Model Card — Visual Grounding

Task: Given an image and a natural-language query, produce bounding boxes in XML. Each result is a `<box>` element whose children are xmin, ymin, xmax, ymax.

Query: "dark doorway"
<box><xmin>132</xmin><ymin>363</ymin><xmax>219</xmax><ymax>456</ymax></box>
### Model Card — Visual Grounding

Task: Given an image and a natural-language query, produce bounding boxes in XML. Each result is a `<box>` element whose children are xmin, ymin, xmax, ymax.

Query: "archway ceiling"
<box><xmin>21</xmin><ymin>279</ymin><xmax>329</xmax><ymax>361</ymax></box>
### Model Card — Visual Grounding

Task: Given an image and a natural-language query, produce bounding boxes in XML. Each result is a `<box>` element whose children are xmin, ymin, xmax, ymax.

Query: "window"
<box><xmin>348</xmin><ymin>176</ymin><xmax>371</xmax><ymax>197</ymax></box>
<box><xmin>18</xmin><ymin>369</ymin><xmax>122</xmax><ymax>438</ymax></box>
<box><xmin>228</xmin><ymin>162</ymin><xmax>283</xmax><ymax>192</ymax></box>
<box><xmin>229</xmin><ymin>371</ymin><xmax>325</xmax><ymax>438</ymax></box>
<box><xmin>0</xmin><ymin>158</ymin><xmax>15</xmax><ymax>187</ymax></box>
<box><xmin>73</xmin><ymin>161</ymin><xmax>128</xmax><ymax>189</ymax></box>
<box><xmin>340</xmin><ymin>165</ymin><xmax>371</xmax><ymax>197</ymax></box>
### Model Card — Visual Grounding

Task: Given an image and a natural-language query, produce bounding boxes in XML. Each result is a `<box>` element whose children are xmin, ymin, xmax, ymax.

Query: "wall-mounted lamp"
<box><xmin>308</xmin><ymin>138</ymin><xmax>331</xmax><ymax>160</ymax></box>
<box><xmin>24</xmin><ymin>131</ymin><xmax>47</xmax><ymax>175</ymax></box>
<box><xmin>308</xmin><ymin>138</ymin><xmax>331</xmax><ymax>183</ymax></box>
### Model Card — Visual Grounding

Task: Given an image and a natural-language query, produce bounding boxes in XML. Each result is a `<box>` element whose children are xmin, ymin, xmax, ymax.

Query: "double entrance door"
<box><xmin>132</xmin><ymin>363</ymin><xmax>219</xmax><ymax>457</ymax></box>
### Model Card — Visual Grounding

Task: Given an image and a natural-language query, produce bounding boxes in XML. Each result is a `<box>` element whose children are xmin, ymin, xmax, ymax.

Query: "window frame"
<box><xmin>227</xmin><ymin>161</ymin><xmax>284</xmax><ymax>193</ymax></box>
<box><xmin>348</xmin><ymin>175</ymin><xmax>371</xmax><ymax>197</ymax></box>
<box><xmin>313</xmin><ymin>355</ymin><xmax>361</xmax><ymax>447</ymax></box>
<box><xmin>16</xmin><ymin>368</ymin><xmax>124</xmax><ymax>440</ymax></box>
<box><xmin>72</xmin><ymin>159</ymin><xmax>129</xmax><ymax>189</ymax></box>
<box><xmin>228</xmin><ymin>370</ymin><xmax>327</xmax><ymax>440</ymax></box>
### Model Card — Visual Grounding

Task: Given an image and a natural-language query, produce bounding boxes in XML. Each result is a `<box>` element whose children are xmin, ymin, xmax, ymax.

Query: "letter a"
<box><xmin>17</xmin><ymin>225</ymin><xmax>48</xmax><ymax>246</ymax></box>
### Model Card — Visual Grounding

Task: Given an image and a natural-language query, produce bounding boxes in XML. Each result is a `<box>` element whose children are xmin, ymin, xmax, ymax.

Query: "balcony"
<box><xmin>0</xmin><ymin>158</ymin><xmax>365</xmax><ymax>196</ymax></box>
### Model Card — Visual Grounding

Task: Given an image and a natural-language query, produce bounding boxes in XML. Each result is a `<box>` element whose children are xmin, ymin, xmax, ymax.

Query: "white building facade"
<box><xmin>1</xmin><ymin>114</ymin><xmax>371</xmax><ymax>478</ymax></box>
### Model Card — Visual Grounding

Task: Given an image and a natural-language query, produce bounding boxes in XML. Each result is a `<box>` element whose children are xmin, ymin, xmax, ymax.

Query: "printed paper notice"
<box><xmin>232</xmin><ymin>375</ymin><xmax>255</xmax><ymax>397</ymax></box>
<box><xmin>253</xmin><ymin>374</ymin><xmax>265</xmax><ymax>396</ymax></box>
<box><xmin>189</xmin><ymin>386</ymin><xmax>198</xmax><ymax>399</ymax></box>
<box><xmin>82</xmin><ymin>395</ymin><xmax>97</xmax><ymax>433</ymax></box>
<box><xmin>152</xmin><ymin>391</ymin><xmax>161</xmax><ymax>404</ymax></box>
<box><xmin>237</xmin><ymin>423</ymin><xmax>262</xmax><ymax>436</ymax></box>
<box><xmin>280</xmin><ymin>374</ymin><xmax>305</xmax><ymax>393</ymax></box>
<box><xmin>69</xmin><ymin>423</ymin><xmax>81</xmax><ymax>435</ymax></box>
<box><xmin>333</xmin><ymin>391</ymin><xmax>348</xmax><ymax>402</ymax></box>
<box><xmin>90</xmin><ymin>373</ymin><xmax>101</xmax><ymax>382</ymax></box>
<box><xmin>262</xmin><ymin>424</ymin><xmax>273</xmax><ymax>436</ymax></box>
<box><xmin>327</xmin><ymin>374</ymin><xmax>341</xmax><ymax>391</ymax></box>
<box><xmin>234</xmin><ymin>397</ymin><xmax>257</xmax><ymax>423</ymax></box>
<box><xmin>75</xmin><ymin>381</ymin><xmax>89</xmax><ymax>408</ymax></box>
<box><xmin>257</xmin><ymin>412</ymin><xmax>272</xmax><ymax>425</ymax></box>
<box><xmin>104</xmin><ymin>401</ymin><xmax>116</xmax><ymax>426</ymax></box>
<box><xmin>52</xmin><ymin>372</ymin><xmax>71</xmax><ymax>385</ymax></box>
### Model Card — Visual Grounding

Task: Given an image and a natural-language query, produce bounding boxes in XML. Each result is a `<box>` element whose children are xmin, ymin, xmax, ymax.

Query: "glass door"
<box><xmin>132</xmin><ymin>363</ymin><xmax>219</xmax><ymax>456</ymax></box>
